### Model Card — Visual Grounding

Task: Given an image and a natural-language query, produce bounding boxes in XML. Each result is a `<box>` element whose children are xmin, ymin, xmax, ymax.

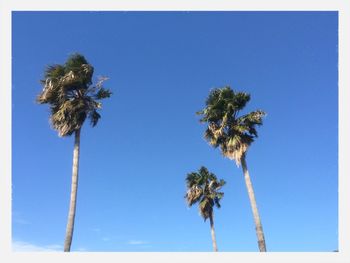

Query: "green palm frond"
<box><xmin>232</xmin><ymin>91</ymin><xmax>250</xmax><ymax>111</ymax></box>
<box><xmin>95</xmin><ymin>88</ymin><xmax>112</xmax><ymax>100</ymax></box>
<box><xmin>37</xmin><ymin>53</ymin><xmax>112</xmax><ymax>137</ymax></box>
<box><xmin>214</xmin><ymin>192</ymin><xmax>224</xmax><ymax>208</ymax></box>
<box><xmin>43</xmin><ymin>64</ymin><xmax>65</xmax><ymax>80</ymax></box>
<box><xmin>185</xmin><ymin>166</ymin><xmax>225</xmax><ymax>221</ymax></box>
<box><xmin>64</xmin><ymin>53</ymin><xmax>89</xmax><ymax>72</ymax></box>
<box><xmin>89</xmin><ymin>110</ymin><xmax>101</xmax><ymax>127</ymax></box>
<box><xmin>197</xmin><ymin>86</ymin><xmax>265</xmax><ymax>165</ymax></box>
<box><xmin>236</xmin><ymin>110</ymin><xmax>266</xmax><ymax>137</ymax></box>
<box><xmin>199</xmin><ymin>197</ymin><xmax>213</xmax><ymax>221</ymax></box>
<box><xmin>186</xmin><ymin>172</ymin><xmax>201</xmax><ymax>188</ymax></box>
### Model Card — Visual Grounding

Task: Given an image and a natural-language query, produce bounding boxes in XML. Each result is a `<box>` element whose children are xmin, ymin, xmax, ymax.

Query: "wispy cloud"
<box><xmin>12</xmin><ymin>240</ymin><xmax>62</xmax><ymax>252</ymax></box>
<box><xmin>12</xmin><ymin>211</ymin><xmax>30</xmax><ymax>225</ymax></box>
<box><xmin>13</xmin><ymin>218</ymin><xmax>30</xmax><ymax>225</ymax></box>
<box><xmin>127</xmin><ymin>240</ymin><xmax>149</xmax><ymax>245</ymax></box>
<box><xmin>76</xmin><ymin>247</ymin><xmax>88</xmax><ymax>252</ymax></box>
<box><xmin>91</xmin><ymin>227</ymin><xmax>101</xmax><ymax>233</ymax></box>
<box><xmin>91</xmin><ymin>227</ymin><xmax>112</xmax><ymax>242</ymax></box>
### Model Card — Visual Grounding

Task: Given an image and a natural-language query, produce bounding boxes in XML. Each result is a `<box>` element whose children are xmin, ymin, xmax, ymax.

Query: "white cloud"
<box><xmin>13</xmin><ymin>218</ymin><xmax>30</xmax><ymax>225</ymax></box>
<box><xmin>12</xmin><ymin>240</ymin><xmax>62</xmax><ymax>252</ymax></box>
<box><xmin>75</xmin><ymin>247</ymin><xmax>88</xmax><ymax>252</ymax></box>
<box><xmin>12</xmin><ymin>211</ymin><xmax>30</xmax><ymax>225</ymax></box>
<box><xmin>127</xmin><ymin>240</ymin><xmax>149</xmax><ymax>245</ymax></box>
<box><xmin>91</xmin><ymin>227</ymin><xmax>101</xmax><ymax>233</ymax></box>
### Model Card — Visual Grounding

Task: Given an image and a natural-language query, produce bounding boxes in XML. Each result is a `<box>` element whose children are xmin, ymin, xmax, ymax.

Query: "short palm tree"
<box><xmin>36</xmin><ymin>53</ymin><xmax>112</xmax><ymax>252</ymax></box>
<box><xmin>197</xmin><ymin>86</ymin><xmax>267</xmax><ymax>252</ymax></box>
<box><xmin>185</xmin><ymin>166</ymin><xmax>226</xmax><ymax>252</ymax></box>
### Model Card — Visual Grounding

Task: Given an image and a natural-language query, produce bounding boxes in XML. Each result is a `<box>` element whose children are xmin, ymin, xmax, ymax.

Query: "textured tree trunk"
<box><xmin>64</xmin><ymin>128</ymin><xmax>81</xmax><ymax>252</ymax></box>
<box><xmin>209</xmin><ymin>212</ymin><xmax>218</xmax><ymax>252</ymax></box>
<box><xmin>241</xmin><ymin>155</ymin><xmax>266</xmax><ymax>252</ymax></box>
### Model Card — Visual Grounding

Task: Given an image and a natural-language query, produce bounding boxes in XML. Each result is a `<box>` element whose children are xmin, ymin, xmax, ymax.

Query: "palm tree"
<box><xmin>185</xmin><ymin>166</ymin><xmax>226</xmax><ymax>252</ymax></box>
<box><xmin>197</xmin><ymin>86</ymin><xmax>267</xmax><ymax>252</ymax></box>
<box><xmin>36</xmin><ymin>53</ymin><xmax>112</xmax><ymax>252</ymax></box>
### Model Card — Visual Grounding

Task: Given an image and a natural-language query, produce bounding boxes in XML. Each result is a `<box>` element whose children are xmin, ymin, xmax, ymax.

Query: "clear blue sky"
<box><xmin>12</xmin><ymin>11</ymin><xmax>338</xmax><ymax>252</ymax></box>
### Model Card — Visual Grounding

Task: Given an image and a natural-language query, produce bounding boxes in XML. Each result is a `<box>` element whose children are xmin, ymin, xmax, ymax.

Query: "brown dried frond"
<box><xmin>208</xmin><ymin>122</ymin><xmax>224</xmax><ymax>137</ymax></box>
<box><xmin>50</xmin><ymin>99</ymin><xmax>88</xmax><ymax>137</ymax></box>
<box><xmin>37</xmin><ymin>78</ymin><xmax>58</xmax><ymax>104</ymax></box>
<box><xmin>60</xmin><ymin>71</ymin><xmax>76</xmax><ymax>87</ymax></box>
<box><xmin>186</xmin><ymin>185</ymin><xmax>202</xmax><ymax>206</ymax></box>
<box><xmin>223</xmin><ymin>144</ymin><xmax>248</xmax><ymax>166</ymax></box>
<box><xmin>96</xmin><ymin>76</ymin><xmax>110</xmax><ymax>88</ymax></box>
<box><xmin>222</xmin><ymin>137</ymin><xmax>249</xmax><ymax>166</ymax></box>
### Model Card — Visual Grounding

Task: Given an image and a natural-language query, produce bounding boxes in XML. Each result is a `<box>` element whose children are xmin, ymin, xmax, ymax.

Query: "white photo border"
<box><xmin>1</xmin><ymin>1</ymin><xmax>349</xmax><ymax>262</ymax></box>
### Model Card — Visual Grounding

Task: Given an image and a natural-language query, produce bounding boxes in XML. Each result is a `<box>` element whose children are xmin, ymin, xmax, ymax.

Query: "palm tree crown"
<box><xmin>37</xmin><ymin>53</ymin><xmax>112</xmax><ymax>136</ymax></box>
<box><xmin>197</xmin><ymin>86</ymin><xmax>265</xmax><ymax>165</ymax></box>
<box><xmin>185</xmin><ymin>166</ymin><xmax>226</xmax><ymax>221</ymax></box>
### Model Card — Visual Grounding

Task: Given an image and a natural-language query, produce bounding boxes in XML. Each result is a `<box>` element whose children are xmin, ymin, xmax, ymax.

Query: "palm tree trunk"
<box><xmin>209</xmin><ymin>211</ymin><xmax>218</xmax><ymax>252</ymax></box>
<box><xmin>64</xmin><ymin>128</ymin><xmax>81</xmax><ymax>252</ymax></box>
<box><xmin>241</xmin><ymin>154</ymin><xmax>266</xmax><ymax>252</ymax></box>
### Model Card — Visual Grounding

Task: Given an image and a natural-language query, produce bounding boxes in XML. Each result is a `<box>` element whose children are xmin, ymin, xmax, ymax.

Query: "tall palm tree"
<box><xmin>36</xmin><ymin>53</ymin><xmax>112</xmax><ymax>252</ymax></box>
<box><xmin>185</xmin><ymin>166</ymin><xmax>226</xmax><ymax>252</ymax></box>
<box><xmin>197</xmin><ymin>86</ymin><xmax>267</xmax><ymax>252</ymax></box>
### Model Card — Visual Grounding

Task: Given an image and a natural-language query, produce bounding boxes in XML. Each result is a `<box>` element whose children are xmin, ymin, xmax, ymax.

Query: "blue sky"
<box><xmin>12</xmin><ymin>11</ymin><xmax>338</xmax><ymax>252</ymax></box>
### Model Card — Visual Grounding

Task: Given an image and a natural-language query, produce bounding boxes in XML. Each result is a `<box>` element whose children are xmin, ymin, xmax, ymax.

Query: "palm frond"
<box><xmin>95</xmin><ymin>88</ymin><xmax>112</xmax><ymax>100</ymax></box>
<box><xmin>197</xmin><ymin>86</ymin><xmax>265</xmax><ymax>165</ymax></box>
<box><xmin>232</xmin><ymin>91</ymin><xmax>250</xmax><ymax>111</ymax></box>
<box><xmin>43</xmin><ymin>64</ymin><xmax>65</xmax><ymax>80</ymax></box>
<box><xmin>89</xmin><ymin>110</ymin><xmax>101</xmax><ymax>127</ymax></box>
<box><xmin>64</xmin><ymin>53</ymin><xmax>89</xmax><ymax>72</ymax></box>
<box><xmin>199</xmin><ymin>197</ymin><xmax>213</xmax><ymax>221</ymax></box>
<box><xmin>186</xmin><ymin>172</ymin><xmax>200</xmax><ymax>188</ymax></box>
<box><xmin>37</xmin><ymin>53</ymin><xmax>112</xmax><ymax>137</ymax></box>
<box><xmin>185</xmin><ymin>185</ymin><xmax>203</xmax><ymax>206</ymax></box>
